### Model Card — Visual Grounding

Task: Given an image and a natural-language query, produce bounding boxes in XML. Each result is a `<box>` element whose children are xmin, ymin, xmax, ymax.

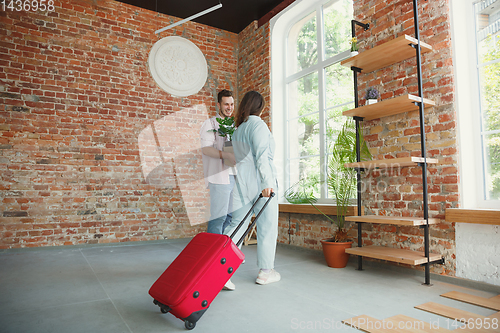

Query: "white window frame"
<box><xmin>270</xmin><ymin>0</ymin><xmax>353</xmax><ymax>204</ymax></box>
<box><xmin>451</xmin><ymin>0</ymin><xmax>500</xmax><ymax>209</ymax></box>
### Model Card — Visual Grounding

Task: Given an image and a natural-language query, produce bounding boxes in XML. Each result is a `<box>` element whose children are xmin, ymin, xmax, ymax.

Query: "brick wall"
<box><xmin>277</xmin><ymin>0</ymin><xmax>458</xmax><ymax>276</ymax></box>
<box><xmin>1</xmin><ymin>0</ymin><xmax>460</xmax><ymax>278</ymax></box>
<box><xmin>0</xmin><ymin>0</ymin><xmax>239</xmax><ymax>248</ymax></box>
<box><xmin>237</xmin><ymin>21</ymin><xmax>272</xmax><ymax>126</ymax></box>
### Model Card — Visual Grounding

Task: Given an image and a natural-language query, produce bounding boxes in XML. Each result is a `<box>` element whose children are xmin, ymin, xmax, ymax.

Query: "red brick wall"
<box><xmin>0</xmin><ymin>0</ymin><xmax>238</xmax><ymax>248</ymax></box>
<box><xmin>278</xmin><ymin>0</ymin><xmax>458</xmax><ymax>276</ymax></box>
<box><xmin>237</xmin><ymin>21</ymin><xmax>272</xmax><ymax>126</ymax></box>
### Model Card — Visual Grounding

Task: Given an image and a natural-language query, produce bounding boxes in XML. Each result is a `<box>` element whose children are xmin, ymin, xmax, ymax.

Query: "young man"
<box><xmin>200</xmin><ymin>89</ymin><xmax>236</xmax><ymax>237</ymax></box>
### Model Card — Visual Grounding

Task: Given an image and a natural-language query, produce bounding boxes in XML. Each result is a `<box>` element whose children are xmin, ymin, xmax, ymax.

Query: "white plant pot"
<box><xmin>223</xmin><ymin>141</ymin><xmax>235</xmax><ymax>167</ymax></box>
<box><xmin>351</xmin><ymin>51</ymin><xmax>358</xmax><ymax>56</ymax></box>
<box><xmin>366</xmin><ymin>99</ymin><xmax>378</xmax><ymax>105</ymax></box>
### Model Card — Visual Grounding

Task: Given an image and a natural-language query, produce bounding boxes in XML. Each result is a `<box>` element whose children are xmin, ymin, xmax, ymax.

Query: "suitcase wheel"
<box><xmin>184</xmin><ymin>320</ymin><xmax>196</xmax><ymax>330</ymax></box>
<box><xmin>152</xmin><ymin>299</ymin><xmax>170</xmax><ymax>314</ymax></box>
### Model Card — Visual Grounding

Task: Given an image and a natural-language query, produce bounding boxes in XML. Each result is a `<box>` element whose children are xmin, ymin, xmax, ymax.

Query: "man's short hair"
<box><xmin>217</xmin><ymin>89</ymin><xmax>233</xmax><ymax>104</ymax></box>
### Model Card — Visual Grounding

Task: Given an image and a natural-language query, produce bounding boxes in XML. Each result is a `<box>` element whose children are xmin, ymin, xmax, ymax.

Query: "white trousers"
<box><xmin>224</xmin><ymin>190</ymin><xmax>279</xmax><ymax>269</ymax></box>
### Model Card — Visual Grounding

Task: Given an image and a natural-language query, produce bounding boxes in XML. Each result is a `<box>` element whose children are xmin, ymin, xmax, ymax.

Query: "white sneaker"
<box><xmin>223</xmin><ymin>279</ymin><xmax>235</xmax><ymax>291</ymax></box>
<box><xmin>256</xmin><ymin>269</ymin><xmax>281</xmax><ymax>285</ymax></box>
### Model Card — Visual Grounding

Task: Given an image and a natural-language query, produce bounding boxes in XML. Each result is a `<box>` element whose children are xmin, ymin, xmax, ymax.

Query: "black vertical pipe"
<box><xmin>350</xmin><ymin>19</ymin><xmax>369</xmax><ymax>272</ymax></box>
<box><xmin>353</xmin><ymin>70</ymin><xmax>363</xmax><ymax>271</ymax></box>
<box><xmin>412</xmin><ymin>0</ymin><xmax>431</xmax><ymax>285</ymax></box>
<box><xmin>350</xmin><ymin>20</ymin><xmax>369</xmax><ymax>271</ymax></box>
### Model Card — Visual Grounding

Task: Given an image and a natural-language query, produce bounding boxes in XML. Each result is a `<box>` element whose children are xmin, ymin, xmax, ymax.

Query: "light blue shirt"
<box><xmin>232</xmin><ymin>115</ymin><xmax>277</xmax><ymax>204</ymax></box>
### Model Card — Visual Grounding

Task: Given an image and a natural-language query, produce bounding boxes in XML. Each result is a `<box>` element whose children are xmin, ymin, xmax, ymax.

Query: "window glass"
<box><xmin>285</xmin><ymin>0</ymin><xmax>353</xmax><ymax>202</ymax></box>
<box><xmin>475</xmin><ymin>1</ymin><xmax>500</xmax><ymax>200</ymax></box>
<box><xmin>288</xmin><ymin>12</ymin><xmax>317</xmax><ymax>75</ymax></box>
<box><xmin>323</xmin><ymin>0</ymin><xmax>353</xmax><ymax>59</ymax></box>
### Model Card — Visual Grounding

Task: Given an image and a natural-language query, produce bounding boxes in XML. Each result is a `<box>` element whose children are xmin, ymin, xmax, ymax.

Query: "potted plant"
<box><xmin>284</xmin><ymin>119</ymin><xmax>371</xmax><ymax>268</ymax></box>
<box><xmin>350</xmin><ymin>37</ymin><xmax>359</xmax><ymax>56</ymax></box>
<box><xmin>210</xmin><ymin>116</ymin><xmax>236</xmax><ymax>167</ymax></box>
<box><xmin>212</xmin><ymin>116</ymin><xmax>235</xmax><ymax>140</ymax></box>
<box><xmin>365</xmin><ymin>87</ymin><xmax>379</xmax><ymax>105</ymax></box>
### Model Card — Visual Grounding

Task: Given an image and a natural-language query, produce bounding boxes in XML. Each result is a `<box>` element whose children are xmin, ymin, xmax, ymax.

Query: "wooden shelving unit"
<box><xmin>345</xmin><ymin>156</ymin><xmax>438</xmax><ymax>169</ymax></box>
<box><xmin>345</xmin><ymin>246</ymin><xmax>442</xmax><ymax>266</ymax></box>
<box><xmin>345</xmin><ymin>216</ymin><xmax>439</xmax><ymax>226</ymax></box>
<box><xmin>342</xmin><ymin>94</ymin><xmax>435</xmax><ymax>121</ymax></box>
<box><xmin>343</xmin><ymin>4</ymin><xmax>444</xmax><ymax>285</ymax></box>
<box><xmin>279</xmin><ymin>203</ymin><xmax>362</xmax><ymax>216</ymax></box>
<box><xmin>340</xmin><ymin>34</ymin><xmax>433</xmax><ymax>73</ymax></box>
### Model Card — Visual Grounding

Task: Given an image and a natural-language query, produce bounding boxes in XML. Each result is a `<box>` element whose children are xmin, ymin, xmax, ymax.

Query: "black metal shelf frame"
<box><xmin>347</xmin><ymin>0</ymin><xmax>439</xmax><ymax>285</ymax></box>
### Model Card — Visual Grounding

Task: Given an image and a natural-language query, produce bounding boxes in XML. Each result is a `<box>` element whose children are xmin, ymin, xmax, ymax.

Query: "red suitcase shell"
<box><xmin>149</xmin><ymin>193</ymin><xmax>274</xmax><ymax>330</ymax></box>
<box><xmin>149</xmin><ymin>233</ymin><xmax>244</xmax><ymax>329</ymax></box>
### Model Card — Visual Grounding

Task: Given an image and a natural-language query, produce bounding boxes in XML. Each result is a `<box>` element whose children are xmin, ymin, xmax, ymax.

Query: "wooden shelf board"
<box><xmin>345</xmin><ymin>215</ymin><xmax>439</xmax><ymax>226</ymax></box>
<box><xmin>445</xmin><ymin>208</ymin><xmax>500</xmax><ymax>225</ymax></box>
<box><xmin>441</xmin><ymin>291</ymin><xmax>500</xmax><ymax>311</ymax></box>
<box><xmin>345</xmin><ymin>245</ymin><xmax>442</xmax><ymax>265</ymax></box>
<box><xmin>340</xmin><ymin>34</ymin><xmax>433</xmax><ymax>73</ymax></box>
<box><xmin>278</xmin><ymin>204</ymin><xmax>362</xmax><ymax>216</ymax></box>
<box><xmin>345</xmin><ymin>156</ymin><xmax>439</xmax><ymax>169</ymax></box>
<box><xmin>342</xmin><ymin>94</ymin><xmax>435</xmax><ymax>121</ymax></box>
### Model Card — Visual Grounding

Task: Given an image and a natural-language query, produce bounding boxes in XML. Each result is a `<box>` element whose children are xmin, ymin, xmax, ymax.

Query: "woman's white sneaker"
<box><xmin>256</xmin><ymin>269</ymin><xmax>281</xmax><ymax>285</ymax></box>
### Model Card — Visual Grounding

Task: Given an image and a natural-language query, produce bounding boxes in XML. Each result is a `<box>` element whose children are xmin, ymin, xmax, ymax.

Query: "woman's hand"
<box><xmin>261</xmin><ymin>188</ymin><xmax>274</xmax><ymax>197</ymax></box>
<box><xmin>222</xmin><ymin>151</ymin><xmax>236</xmax><ymax>166</ymax></box>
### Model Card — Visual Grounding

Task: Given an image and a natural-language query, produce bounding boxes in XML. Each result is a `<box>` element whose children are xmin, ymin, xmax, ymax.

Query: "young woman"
<box><xmin>224</xmin><ymin>91</ymin><xmax>280</xmax><ymax>287</ymax></box>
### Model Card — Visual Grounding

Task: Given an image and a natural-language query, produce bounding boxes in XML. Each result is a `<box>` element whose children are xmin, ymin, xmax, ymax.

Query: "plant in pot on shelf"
<box><xmin>365</xmin><ymin>87</ymin><xmax>379</xmax><ymax>105</ymax></box>
<box><xmin>284</xmin><ymin>119</ymin><xmax>371</xmax><ymax>268</ymax></box>
<box><xmin>350</xmin><ymin>37</ymin><xmax>359</xmax><ymax>56</ymax></box>
<box><xmin>210</xmin><ymin>116</ymin><xmax>236</xmax><ymax>167</ymax></box>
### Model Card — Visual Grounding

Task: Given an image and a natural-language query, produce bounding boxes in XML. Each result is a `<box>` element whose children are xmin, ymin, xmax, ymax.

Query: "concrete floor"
<box><xmin>1</xmin><ymin>238</ymin><xmax>499</xmax><ymax>333</ymax></box>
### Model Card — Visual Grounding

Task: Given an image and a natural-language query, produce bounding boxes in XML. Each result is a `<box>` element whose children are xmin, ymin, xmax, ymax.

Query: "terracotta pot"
<box><xmin>320</xmin><ymin>239</ymin><xmax>353</xmax><ymax>268</ymax></box>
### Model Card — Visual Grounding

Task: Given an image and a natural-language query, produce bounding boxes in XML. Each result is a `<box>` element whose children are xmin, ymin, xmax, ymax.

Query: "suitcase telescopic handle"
<box><xmin>230</xmin><ymin>192</ymin><xmax>275</xmax><ymax>247</ymax></box>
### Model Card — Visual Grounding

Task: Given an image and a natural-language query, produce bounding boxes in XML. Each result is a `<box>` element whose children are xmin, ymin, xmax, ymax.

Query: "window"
<box><xmin>474</xmin><ymin>0</ymin><xmax>500</xmax><ymax>202</ymax></box>
<box><xmin>452</xmin><ymin>0</ymin><xmax>500</xmax><ymax>208</ymax></box>
<box><xmin>271</xmin><ymin>0</ymin><xmax>354</xmax><ymax>203</ymax></box>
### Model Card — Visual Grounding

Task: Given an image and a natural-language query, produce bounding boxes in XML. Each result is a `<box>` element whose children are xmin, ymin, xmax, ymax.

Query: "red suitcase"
<box><xmin>149</xmin><ymin>193</ymin><xmax>274</xmax><ymax>330</ymax></box>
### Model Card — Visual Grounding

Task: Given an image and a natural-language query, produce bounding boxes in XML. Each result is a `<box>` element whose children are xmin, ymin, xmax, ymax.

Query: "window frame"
<box><xmin>271</xmin><ymin>0</ymin><xmax>353</xmax><ymax>204</ymax></box>
<box><xmin>451</xmin><ymin>0</ymin><xmax>500</xmax><ymax>209</ymax></box>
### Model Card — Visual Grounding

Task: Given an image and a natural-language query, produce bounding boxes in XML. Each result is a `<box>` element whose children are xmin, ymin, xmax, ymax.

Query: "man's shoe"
<box><xmin>223</xmin><ymin>279</ymin><xmax>235</xmax><ymax>291</ymax></box>
<box><xmin>256</xmin><ymin>269</ymin><xmax>281</xmax><ymax>285</ymax></box>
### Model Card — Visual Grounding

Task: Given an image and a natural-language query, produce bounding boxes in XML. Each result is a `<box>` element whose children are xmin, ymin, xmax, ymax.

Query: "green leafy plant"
<box><xmin>284</xmin><ymin>119</ymin><xmax>372</xmax><ymax>242</ymax></box>
<box><xmin>210</xmin><ymin>117</ymin><xmax>235</xmax><ymax>140</ymax></box>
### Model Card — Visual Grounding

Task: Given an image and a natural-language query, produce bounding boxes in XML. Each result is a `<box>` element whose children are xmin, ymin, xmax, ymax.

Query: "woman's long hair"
<box><xmin>235</xmin><ymin>91</ymin><xmax>265</xmax><ymax>127</ymax></box>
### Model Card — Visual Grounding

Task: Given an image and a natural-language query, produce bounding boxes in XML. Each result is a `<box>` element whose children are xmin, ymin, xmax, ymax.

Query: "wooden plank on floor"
<box><xmin>457</xmin><ymin>313</ymin><xmax>500</xmax><ymax>333</ymax></box>
<box><xmin>385</xmin><ymin>314</ymin><xmax>452</xmax><ymax>332</ymax></box>
<box><xmin>488</xmin><ymin>311</ymin><xmax>500</xmax><ymax>319</ymax></box>
<box><xmin>460</xmin><ymin>327</ymin><xmax>500</xmax><ymax>333</ymax></box>
<box><xmin>342</xmin><ymin>315</ymin><xmax>393</xmax><ymax>333</ymax></box>
<box><xmin>490</xmin><ymin>295</ymin><xmax>500</xmax><ymax>302</ymax></box>
<box><xmin>441</xmin><ymin>291</ymin><xmax>500</xmax><ymax>311</ymax></box>
<box><xmin>415</xmin><ymin>302</ymin><xmax>486</xmax><ymax>322</ymax></box>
